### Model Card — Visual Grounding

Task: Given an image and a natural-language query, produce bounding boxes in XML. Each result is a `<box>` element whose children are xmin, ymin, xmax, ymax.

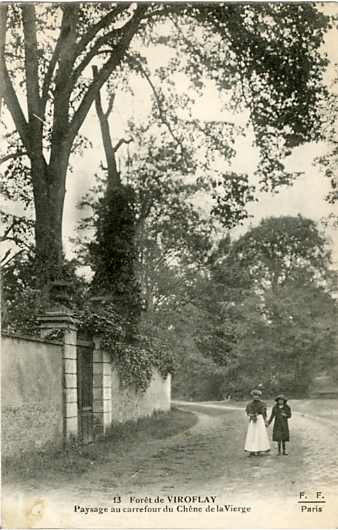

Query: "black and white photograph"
<box><xmin>1</xmin><ymin>1</ymin><xmax>338</xmax><ymax>528</ymax></box>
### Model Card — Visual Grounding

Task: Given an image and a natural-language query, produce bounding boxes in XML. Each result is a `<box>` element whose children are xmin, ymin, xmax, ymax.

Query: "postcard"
<box><xmin>1</xmin><ymin>1</ymin><xmax>338</xmax><ymax>529</ymax></box>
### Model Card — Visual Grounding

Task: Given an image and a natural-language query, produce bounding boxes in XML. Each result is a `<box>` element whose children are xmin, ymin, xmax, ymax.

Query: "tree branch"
<box><xmin>71</xmin><ymin>27</ymin><xmax>119</xmax><ymax>87</ymax></box>
<box><xmin>75</xmin><ymin>4</ymin><xmax>130</xmax><ymax>57</ymax></box>
<box><xmin>0</xmin><ymin>66</ymin><xmax>31</xmax><ymax>153</ymax></box>
<box><xmin>22</xmin><ymin>4</ymin><xmax>42</xmax><ymax>119</ymax></box>
<box><xmin>93</xmin><ymin>64</ymin><xmax>121</xmax><ymax>189</ymax></box>
<box><xmin>0</xmin><ymin>150</ymin><xmax>27</xmax><ymax>165</ymax></box>
<box><xmin>72</xmin><ymin>6</ymin><xmax>149</xmax><ymax>88</ymax></box>
<box><xmin>1</xmin><ymin>223</ymin><xmax>14</xmax><ymax>242</ymax></box>
<box><xmin>67</xmin><ymin>5</ymin><xmax>148</xmax><ymax>148</ymax></box>
<box><xmin>41</xmin><ymin>24</ymin><xmax>64</xmax><ymax>113</ymax></box>
<box><xmin>0</xmin><ymin>3</ymin><xmax>8</xmax><ymax>118</ymax></box>
<box><xmin>130</xmin><ymin>55</ymin><xmax>186</xmax><ymax>153</ymax></box>
<box><xmin>1</xmin><ymin>249</ymin><xmax>25</xmax><ymax>267</ymax></box>
<box><xmin>49</xmin><ymin>4</ymin><xmax>80</xmax><ymax>171</ymax></box>
<box><xmin>1</xmin><ymin>215</ymin><xmax>35</xmax><ymax>242</ymax></box>
<box><xmin>1</xmin><ymin>235</ymin><xmax>36</xmax><ymax>254</ymax></box>
<box><xmin>113</xmin><ymin>137</ymin><xmax>132</xmax><ymax>152</ymax></box>
<box><xmin>105</xmin><ymin>93</ymin><xmax>115</xmax><ymax>119</ymax></box>
<box><xmin>72</xmin><ymin>7</ymin><xmax>144</xmax><ymax>86</ymax></box>
<box><xmin>0</xmin><ymin>7</ymin><xmax>30</xmax><ymax>149</ymax></box>
<box><xmin>1</xmin><ymin>248</ymin><xmax>12</xmax><ymax>264</ymax></box>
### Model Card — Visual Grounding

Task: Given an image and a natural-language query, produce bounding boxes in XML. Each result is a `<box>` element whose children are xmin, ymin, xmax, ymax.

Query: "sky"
<box><xmin>2</xmin><ymin>2</ymin><xmax>338</xmax><ymax>267</ymax></box>
<box><xmin>61</xmin><ymin>3</ymin><xmax>338</xmax><ymax>267</ymax></box>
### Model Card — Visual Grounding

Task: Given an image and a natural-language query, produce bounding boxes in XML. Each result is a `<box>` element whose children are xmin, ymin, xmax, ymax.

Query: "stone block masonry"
<box><xmin>40</xmin><ymin>311</ymin><xmax>79</xmax><ymax>440</ymax></box>
<box><xmin>93</xmin><ymin>338</ymin><xmax>112</xmax><ymax>436</ymax></box>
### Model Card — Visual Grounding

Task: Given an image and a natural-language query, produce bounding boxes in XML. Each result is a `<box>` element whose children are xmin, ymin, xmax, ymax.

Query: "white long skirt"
<box><xmin>244</xmin><ymin>415</ymin><xmax>270</xmax><ymax>452</ymax></box>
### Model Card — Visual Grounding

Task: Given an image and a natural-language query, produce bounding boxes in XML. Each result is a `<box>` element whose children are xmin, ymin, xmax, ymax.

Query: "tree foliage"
<box><xmin>1</xmin><ymin>4</ymin><xmax>335</xmax><ymax>395</ymax></box>
<box><xmin>77</xmin><ymin>303</ymin><xmax>177</xmax><ymax>394</ymax></box>
<box><xmin>1</xmin><ymin>252</ymin><xmax>87</xmax><ymax>336</ymax></box>
<box><xmin>0</xmin><ymin>2</ymin><xmax>332</xmax><ymax>292</ymax></box>
<box><xmin>195</xmin><ymin>216</ymin><xmax>338</xmax><ymax>397</ymax></box>
<box><xmin>227</xmin><ymin>215</ymin><xmax>334</xmax><ymax>290</ymax></box>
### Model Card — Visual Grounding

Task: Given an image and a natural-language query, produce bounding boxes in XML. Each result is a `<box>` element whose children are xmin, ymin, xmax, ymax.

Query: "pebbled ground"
<box><xmin>2</xmin><ymin>399</ymin><xmax>338</xmax><ymax>528</ymax></box>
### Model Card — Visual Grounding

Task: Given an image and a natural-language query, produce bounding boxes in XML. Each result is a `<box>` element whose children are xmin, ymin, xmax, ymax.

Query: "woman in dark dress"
<box><xmin>267</xmin><ymin>395</ymin><xmax>292</xmax><ymax>455</ymax></box>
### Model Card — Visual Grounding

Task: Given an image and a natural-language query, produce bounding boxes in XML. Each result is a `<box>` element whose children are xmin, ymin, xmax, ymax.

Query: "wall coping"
<box><xmin>1</xmin><ymin>332</ymin><xmax>63</xmax><ymax>346</ymax></box>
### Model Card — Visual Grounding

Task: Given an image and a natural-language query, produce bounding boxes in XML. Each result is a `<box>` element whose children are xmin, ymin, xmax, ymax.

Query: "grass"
<box><xmin>2</xmin><ymin>407</ymin><xmax>197</xmax><ymax>483</ymax></box>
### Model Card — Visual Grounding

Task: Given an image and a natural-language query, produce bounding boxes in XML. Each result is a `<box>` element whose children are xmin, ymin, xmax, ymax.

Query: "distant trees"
<box><xmin>195</xmin><ymin>216</ymin><xmax>337</xmax><ymax>397</ymax></box>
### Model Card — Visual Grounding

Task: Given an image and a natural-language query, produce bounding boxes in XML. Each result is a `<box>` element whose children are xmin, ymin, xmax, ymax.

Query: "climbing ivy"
<box><xmin>78</xmin><ymin>303</ymin><xmax>177</xmax><ymax>394</ymax></box>
<box><xmin>88</xmin><ymin>185</ymin><xmax>142</xmax><ymax>323</ymax></box>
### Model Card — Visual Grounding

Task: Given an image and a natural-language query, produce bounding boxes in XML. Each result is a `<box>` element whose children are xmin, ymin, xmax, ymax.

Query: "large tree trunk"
<box><xmin>33</xmin><ymin>163</ymin><xmax>66</xmax><ymax>279</ymax></box>
<box><xmin>1</xmin><ymin>3</ymin><xmax>148</xmax><ymax>299</ymax></box>
<box><xmin>27</xmin><ymin>143</ymin><xmax>69</xmax><ymax>304</ymax></box>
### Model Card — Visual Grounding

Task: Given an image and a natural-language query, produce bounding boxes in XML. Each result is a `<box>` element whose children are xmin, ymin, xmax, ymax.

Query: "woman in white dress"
<box><xmin>244</xmin><ymin>390</ymin><xmax>270</xmax><ymax>456</ymax></box>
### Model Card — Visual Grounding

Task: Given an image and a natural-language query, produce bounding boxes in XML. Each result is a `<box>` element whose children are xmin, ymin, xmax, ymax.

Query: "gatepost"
<box><xmin>92</xmin><ymin>336</ymin><xmax>112</xmax><ymax>436</ymax></box>
<box><xmin>39</xmin><ymin>308</ymin><xmax>79</xmax><ymax>440</ymax></box>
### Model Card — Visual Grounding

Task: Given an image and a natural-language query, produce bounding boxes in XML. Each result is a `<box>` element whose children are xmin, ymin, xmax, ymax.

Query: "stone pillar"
<box><xmin>39</xmin><ymin>309</ymin><xmax>79</xmax><ymax>440</ymax></box>
<box><xmin>93</xmin><ymin>337</ymin><xmax>112</xmax><ymax>436</ymax></box>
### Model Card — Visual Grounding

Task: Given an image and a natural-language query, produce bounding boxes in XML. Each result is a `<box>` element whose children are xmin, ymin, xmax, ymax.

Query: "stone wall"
<box><xmin>110</xmin><ymin>371</ymin><xmax>171</xmax><ymax>424</ymax></box>
<box><xmin>1</xmin><ymin>335</ymin><xmax>63</xmax><ymax>457</ymax></box>
<box><xmin>92</xmin><ymin>340</ymin><xmax>171</xmax><ymax>433</ymax></box>
<box><xmin>2</xmin><ymin>332</ymin><xmax>172</xmax><ymax>456</ymax></box>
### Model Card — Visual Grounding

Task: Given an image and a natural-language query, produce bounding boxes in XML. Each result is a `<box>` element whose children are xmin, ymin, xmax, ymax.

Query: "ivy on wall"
<box><xmin>78</xmin><ymin>303</ymin><xmax>177</xmax><ymax>394</ymax></box>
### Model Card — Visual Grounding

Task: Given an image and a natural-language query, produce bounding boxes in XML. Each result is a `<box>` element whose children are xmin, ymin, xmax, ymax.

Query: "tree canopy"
<box><xmin>195</xmin><ymin>216</ymin><xmax>337</xmax><ymax>397</ymax></box>
<box><xmin>0</xmin><ymin>2</ymin><xmax>332</xmax><ymax>294</ymax></box>
<box><xmin>227</xmin><ymin>215</ymin><xmax>334</xmax><ymax>289</ymax></box>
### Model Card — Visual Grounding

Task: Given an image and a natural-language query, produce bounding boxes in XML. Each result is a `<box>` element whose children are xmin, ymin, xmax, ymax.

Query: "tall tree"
<box><xmin>77</xmin><ymin>80</ymin><xmax>251</xmax><ymax>312</ymax></box>
<box><xmin>195</xmin><ymin>216</ymin><xmax>337</xmax><ymax>396</ymax></box>
<box><xmin>227</xmin><ymin>215</ymin><xmax>335</xmax><ymax>290</ymax></box>
<box><xmin>0</xmin><ymin>3</ymin><xmax>331</xmax><ymax>294</ymax></box>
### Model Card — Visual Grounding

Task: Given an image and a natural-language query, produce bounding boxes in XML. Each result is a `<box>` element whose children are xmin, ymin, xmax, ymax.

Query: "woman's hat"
<box><xmin>275</xmin><ymin>394</ymin><xmax>288</xmax><ymax>402</ymax></box>
<box><xmin>250</xmin><ymin>389</ymin><xmax>262</xmax><ymax>396</ymax></box>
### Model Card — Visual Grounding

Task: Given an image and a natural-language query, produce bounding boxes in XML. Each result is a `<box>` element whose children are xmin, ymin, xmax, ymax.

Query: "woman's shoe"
<box><xmin>283</xmin><ymin>452</ymin><xmax>288</xmax><ymax>455</ymax></box>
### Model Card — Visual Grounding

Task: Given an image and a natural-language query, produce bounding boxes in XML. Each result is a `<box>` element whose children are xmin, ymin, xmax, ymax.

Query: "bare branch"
<box><xmin>71</xmin><ymin>27</ymin><xmax>120</xmax><ymax>86</ymax></box>
<box><xmin>41</xmin><ymin>21</ymin><xmax>64</xmax><ymax>112</ymax></box>
<box><xmin>0</xmin><ymin>3</ymin><xmax>8</xmax><ymax>117</ymax></box>
<box><xmin>131</xmin><ymin>56</ymin><xmax>185</xmax><ymax>153</ymax></box>
<box><xmin>67</xmin><ymin>5</ymin><xmax>147</xmax><ymax>147</ymax></box>
<box><xmin>1</xmin><ymin>249</ymin><xmax>11</xmax><ymax>264</ymax></box>
<box><xmin>48</xmin><ymin>5</ymin><xmax>80</xmax><ymax>169</ymax></box>
<box><xmin>0</xmin><ymin>66</ymin><xmax>30</xmax><ymax>153</ymax></box>
<box><xmin>113</xmin><ymin>137</ymin><xmax>132</xmax><ymax>152</ymax></box>
<box><xmin>105</xmin><ymin>93</ymin><xmax>115</xmax><ymax>119</ymax></box>
<box><xmin>1</xmin><ymin>65</ymin><xmax>49</xmax><ymax>169</ymax></box>
<box><xmin>93</xmin><ymin>64</ymin><xmax>120</xmax><ymax>188</ymax></box>
<box><xmin>1</xmin><ymin>249</ymin><xmax>25</xmax><ymax>267</ymax></box>
<box><xmin>1</xmin><ymin>223</ymin><xmax>14</xmax><ymax>242</ymax></box>
<box><xmin>22</xmin><ymin>5</ymin><xmax>42</xmax><ymax>119</ymax></box>
<box><xmin>0</xmin><ymin>150</ymin><xmax>27</xmax><ymax>165</ymax></box>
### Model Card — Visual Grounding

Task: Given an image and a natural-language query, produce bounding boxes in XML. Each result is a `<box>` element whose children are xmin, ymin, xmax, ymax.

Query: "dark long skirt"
<box><xmin>272</xmin><ymin>416</ymin><xmax>290</xmax><ymax>442</ymax></box>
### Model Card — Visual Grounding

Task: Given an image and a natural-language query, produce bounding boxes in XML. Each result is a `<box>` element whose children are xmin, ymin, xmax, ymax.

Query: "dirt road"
<box><xmin>2</xmin><ymin>399</ymin><xmax>338</xmax><ymax>528</ymax></box>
